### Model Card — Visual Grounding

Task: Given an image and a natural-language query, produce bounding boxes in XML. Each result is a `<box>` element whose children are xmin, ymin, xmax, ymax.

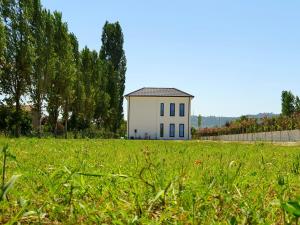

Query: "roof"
<box><xmin>125</xmin><ymin>87</ymin><xmax>194</xmax><ymax>98</ymax></box>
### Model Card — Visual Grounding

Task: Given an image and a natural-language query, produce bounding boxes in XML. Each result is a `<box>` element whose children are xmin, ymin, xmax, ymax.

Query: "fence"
<box><xmin>200</xmin><ymin>129</ymin><xmax>300</xmax><ymax>142</ymax></box>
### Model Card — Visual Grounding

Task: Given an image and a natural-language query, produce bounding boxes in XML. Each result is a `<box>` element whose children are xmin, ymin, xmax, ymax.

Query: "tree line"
<box><xmin>0</xmin><ymin>0</ymin><xmax>126</xmax><ymax>138</ymax></box>
<box><xmin>194</xmin><ymin>90</ymin><xmax>300</xmax><ymax>137</ymax></box>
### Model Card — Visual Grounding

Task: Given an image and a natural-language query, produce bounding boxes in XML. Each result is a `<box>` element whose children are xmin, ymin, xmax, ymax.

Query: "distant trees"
<box><xmin>195</xmin><ymin>90</ymin><xmax>300</xmax><ymax>138</ymax></box>
<box><xmin>197</xmin><ymin>114</ymin><xmax>202</xmax><ymax>128</ymax></box>
<box><xmin>281</xmin><ymin>91</ymin><xmax>295</xmax><ymax>116</ymax></box>
<box><xmin>0</xmin><ymin>1</ymin><xmax>127</xmax><ymax>138</ymax></box>
<box><xmin>281</xmin><ymin>90</ymin><xmax>300</xmax><ymax>116</ymax></box>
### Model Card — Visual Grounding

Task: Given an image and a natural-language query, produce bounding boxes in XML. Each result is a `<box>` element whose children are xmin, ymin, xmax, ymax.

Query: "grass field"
<box><xmin>0</xmin><ymin>138</ymin><xmax>300</xmax><ymax>224</ymax></box>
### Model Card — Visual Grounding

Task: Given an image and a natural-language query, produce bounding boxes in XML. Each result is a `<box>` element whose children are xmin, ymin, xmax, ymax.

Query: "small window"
<box><xmin>179</xmin><ymin>103</ymin><xmax>185</xmax><ymax>117</ymax></box>
<box><xmin>179</xmin><ymin>124</ymin><xmax>184</xmax><ymax>137</ymax></box>
<box><xmin>160</xmin><ymin>103</ymin><xmax>164</xmax><ymax>116</ymax></box>
<box><xmin>160</xmin><ymin>123</ymin><xmax>164</xmax><ymax>137</ymax></box>
<box><xmin>170</xmin><ymin>103</ymin><xmax>175</xmax><ymax>116</ymax></box>
<box><xmin>169</xmin><ymin>124</ymin><xmax>175</xmax><ymax>137</ymax></box>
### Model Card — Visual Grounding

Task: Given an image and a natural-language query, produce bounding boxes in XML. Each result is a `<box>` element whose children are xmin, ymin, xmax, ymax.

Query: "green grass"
<box><xmin>0</xmin><ymin>138</ymin><xmax>300</xmax><ymax>224</ymax></box>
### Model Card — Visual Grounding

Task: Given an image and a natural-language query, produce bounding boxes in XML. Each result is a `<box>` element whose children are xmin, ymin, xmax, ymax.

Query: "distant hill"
<box><xmin>191</xmin><ymin>113</ymin><xmax>279</xmax><ymax>128</ymax></box>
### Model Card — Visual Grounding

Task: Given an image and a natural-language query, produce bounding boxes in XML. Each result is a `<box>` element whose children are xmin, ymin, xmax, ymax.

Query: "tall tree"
<box><xmin>80</xmin><ymin>47</ymin><xmax>96</xmax><ymax>124</ymax></box>
<box><xmin>0</xmin><ymin>0</ymin><xmax>34</xmax><ymax>137</ymax></box>
<box><xmin>99</xmin><ymin>21</ymin><xmax>126</xmax><ymax>132</ymax></box>
<box><xmin>94</xmin><ymin>59</ymin><xmax>110</xmax><ymax>129</ymax></box>
<box><xmin>29</xmin><ymin>0</ymin><xmax>52</xmax><ymax>137</ymax></box>
<box><xmin>47</xmin><ymin>12</ymin><xmax>75</xmax><ymax>138</ymax></box>
<box><xmin>69</xmin><ymin>34</ymin><xmax>85</xmax><ymax>132</ymax></box>
<box><xmin>281</xmin><ymin>90</ymin><xmax>295</xmax><ymax>117</ymax></box>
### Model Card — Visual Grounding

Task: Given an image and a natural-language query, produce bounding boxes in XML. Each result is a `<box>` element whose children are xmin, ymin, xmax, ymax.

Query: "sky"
<box><xmin>41</xmin><ymin>0</ymin><xmax>300</xmax><ymax>117</ymax></box>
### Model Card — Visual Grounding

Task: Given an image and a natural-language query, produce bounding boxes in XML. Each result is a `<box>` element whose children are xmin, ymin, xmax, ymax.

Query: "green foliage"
<box><xmin>28</xmin><ymin>0</ymin><xmax>53</xmax><ymax>137</ymax></box>
<box><xmin>0</xmin><ymin>0</ymin><xmax>34</xmax><ymax>137</ymax></box>
<box><xmin>0</xmin><ymin>104</ymin><xmax>32</xmax><ymax>136</ymax></box>
<box><xmin>0</xmin><ymin>2</ymin><xmax>127</xmax><ymax>138</ymax></box>
<box><xmin>100</xmin><ymin>21</ymin><xmax>127</xmax><ymax>132</ymax></box>
<box><xmin>282</xmin><ymin>90</ymin><xmax>295</xmax><ymax>117</ymax></box>
<box><xmin>0</xmin><ymin>139</ymin><xmax>299</xmax><ymax>223</ymax></box>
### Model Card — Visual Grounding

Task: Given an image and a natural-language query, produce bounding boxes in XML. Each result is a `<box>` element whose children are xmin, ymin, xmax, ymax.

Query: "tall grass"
<box><xmin>0</xmin><ymin>138</ymin><xmax>300</xmax><ymax>223</ymax></box>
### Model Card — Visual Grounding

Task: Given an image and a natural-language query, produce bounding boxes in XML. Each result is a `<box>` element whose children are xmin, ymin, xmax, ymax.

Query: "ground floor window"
<box><xmin>169</xmin><ymin>124</ymin><xmax>175</xmax><ymax>137</ymax></box>
<box><xmin>179</xmin><ymin>124</ymin><xmax>184</xmax><ymax>137</ymax></box>
<box><xmin>160</xmin><ymin>123</ymin><xmax>164</xmax><ymax>137</ymax></box>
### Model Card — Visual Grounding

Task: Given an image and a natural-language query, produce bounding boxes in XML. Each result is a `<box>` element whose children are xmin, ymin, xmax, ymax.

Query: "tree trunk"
<box><xmin>64</xmin><ymin>102</ymin><xmax>68</xmax><ymax>139</ymax></box>
<box><xmin>54</xmin><ymin>119</ymin><xmax>58</xmax><ymax>138</ymax></box>
<box><xmin>15</xmin><ymin>97</ymin><xmax>20</xmax><ymax>138</ymax></box>
<box><xmin>37</xmin><ymin>99</ymin><xmax>42</xmax><ymax>138</ymax></box>
<box><xmin>64</xmin><ymin>116</ymin><xmax>68</xmax><ymax>139</ymax></box>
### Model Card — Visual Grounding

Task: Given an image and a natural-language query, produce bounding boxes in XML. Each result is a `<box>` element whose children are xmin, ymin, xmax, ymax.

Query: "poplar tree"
<box><xmin>0</xmin><ymin>0</ymin><xmax>33</xmax><ymax>137</ymax></box>
<box><xmin>80</xmin><ymin>47</ymin><xmax>96</xmax><ymax>125</ymax></box>
<box><xmin>47</xmin><ymin>11</ymin><xmax>75</xmax><ymax>138</ymax></box>
<box><xmin>69</xmin><ymin>34</ymin><xmax>85</xmax><ymax>132</ymax></box>
<box><xmin>99</xmin><ymin>21</ymin><xmax>126</xmax><ymax>132</ymax></box>
<box><xmin>94</xmin><ymin>59</ymin><xmax>110</xmax><ymax>129</ymax></box>
<box><xmin>29</xmin><ymin>0</ymin><xmax>51</xmax><ymax>137</ymax></box>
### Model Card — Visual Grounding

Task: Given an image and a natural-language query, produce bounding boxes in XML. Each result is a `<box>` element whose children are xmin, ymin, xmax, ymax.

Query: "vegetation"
<box><xmin>0</xmin><ymin>139</ymin><xmax>299</xmax><ymax>223</ymax></box>
<box><xmin>196</xmin><ymin>90</ymin><xmax>300</xmax><ymax>137</ymax></box>
<box><xmin>0</xmin><ymin>0</ymin><xmax>126</xmax><ymax>138</ymax></box>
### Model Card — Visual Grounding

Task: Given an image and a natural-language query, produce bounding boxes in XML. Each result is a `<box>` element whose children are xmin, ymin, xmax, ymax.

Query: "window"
<box><xmin>160</xmin><ymin>123</ymin><xmax>164</xmax><ymax>137</ymax></box>
<box><xmin>169</xmin><ymin>124</ymin><xmax>175</xmax><ymax>137</ymax></box>
<box><xmin>160</xmin><ymin>103</ymin><xmax>164</xmax><ymax>116</ymax></box>
<box><xmin>179</xmin><ymin>124</ymin><xmax>184</xmax><ymax>137</ymax></box>
<box><xmin>170</xmin><ymin>103</ymin><xmax>175</xmax><ymax>116</ymax></box>
<box><xmin>179</xmin><ymin>103</ymin><xmax>185</xmax><ymax>117</ymax></box>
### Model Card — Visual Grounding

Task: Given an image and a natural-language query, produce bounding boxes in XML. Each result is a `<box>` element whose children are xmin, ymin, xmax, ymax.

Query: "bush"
<box><xmin>0</xmin><ymin>105</ymin><xmax>32</xmax><ymax>136</ymax></box>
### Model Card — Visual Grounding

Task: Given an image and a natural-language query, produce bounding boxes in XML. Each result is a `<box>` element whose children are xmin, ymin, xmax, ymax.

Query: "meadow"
<box><xmin>0</xmin><ymin>138</ymin><xmax>300</xmax><ymax>224</ymax></box>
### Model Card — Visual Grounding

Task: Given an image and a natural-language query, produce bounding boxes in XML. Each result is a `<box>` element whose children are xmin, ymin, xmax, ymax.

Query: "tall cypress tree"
<box><xmin>0</xmin><ymin>0</ymin><xmax>33</xmax><ymax>137</ymax></box>
<box><xmin>99</xmin><ymin>21</ymin><xmax>126</xmax><ymax>132</ymax></box>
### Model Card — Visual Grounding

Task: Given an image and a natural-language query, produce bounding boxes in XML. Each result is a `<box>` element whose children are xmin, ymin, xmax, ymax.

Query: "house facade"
<box><xmin>125</xmin><ymin>88</ymin><xmax>194</xmax><ymax>140</ymax></box>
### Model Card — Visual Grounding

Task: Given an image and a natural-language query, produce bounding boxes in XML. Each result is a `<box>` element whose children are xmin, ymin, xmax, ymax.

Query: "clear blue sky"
<box><xmin>41</xmin><ymin>0</ymin><xmax>300</xmax><ymax>117</ymax></box>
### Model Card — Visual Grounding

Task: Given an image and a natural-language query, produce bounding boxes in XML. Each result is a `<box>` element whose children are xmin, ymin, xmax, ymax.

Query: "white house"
<box><xmin>125</xmin><ymin>87</ymin><xmax>194</xmax><ymax>140</ymax></box>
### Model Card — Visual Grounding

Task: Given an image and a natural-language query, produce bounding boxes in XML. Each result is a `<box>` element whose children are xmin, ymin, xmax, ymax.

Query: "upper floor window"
<box><xmin>160</xmin><ymin>103</ymin><xmax>164</xmax><ymax>116</ymax></box>
<box><xmin>179</xmin><ymin>124</ymin><xmax>184</xmax><ymax>137</ymax></box>
<box><xmin>169</xmin><ymin>124</ymin><xmax>175</xmax><ymax>137</ymax></box>
<box><xmin>179</xmin><ymin>103</ymin><xmax>185</xmax><ymax>117</ymax></box>
<box><xmin>170</xmin><ymin>103</ymin><xmax>175</xmax><ymax>116</ymax></box>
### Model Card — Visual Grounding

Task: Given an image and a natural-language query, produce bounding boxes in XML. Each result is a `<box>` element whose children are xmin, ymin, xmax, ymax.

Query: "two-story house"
<box><xmin>125</xmin><ymin>87</ymin><xmax>194</xmax><ymax>140</ymax></box>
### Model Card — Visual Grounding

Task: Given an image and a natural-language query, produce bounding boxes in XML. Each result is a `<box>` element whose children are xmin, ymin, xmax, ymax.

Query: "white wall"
<box><xmin>127</xmin><ymin>96</ymin><xmax>192</xmax><ymax>140</ymax></box>
<box><xmin>201</xmin><ymin>129</ymin><xmax>300</xmax><ymax>142</ymax></box>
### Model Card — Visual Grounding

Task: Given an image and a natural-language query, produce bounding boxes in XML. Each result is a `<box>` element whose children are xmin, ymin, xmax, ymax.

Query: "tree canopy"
<box><xmin>0</xmin><ymin>0</ymin><xmax>127</xmax><ymax>138</ymax></box>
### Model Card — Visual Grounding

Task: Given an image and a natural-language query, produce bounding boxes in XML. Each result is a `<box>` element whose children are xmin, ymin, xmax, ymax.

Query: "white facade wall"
<box><xmin>127</xmin><ymin>96</ymin><xmax>192</xmax><ymax>140</ymax></box>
